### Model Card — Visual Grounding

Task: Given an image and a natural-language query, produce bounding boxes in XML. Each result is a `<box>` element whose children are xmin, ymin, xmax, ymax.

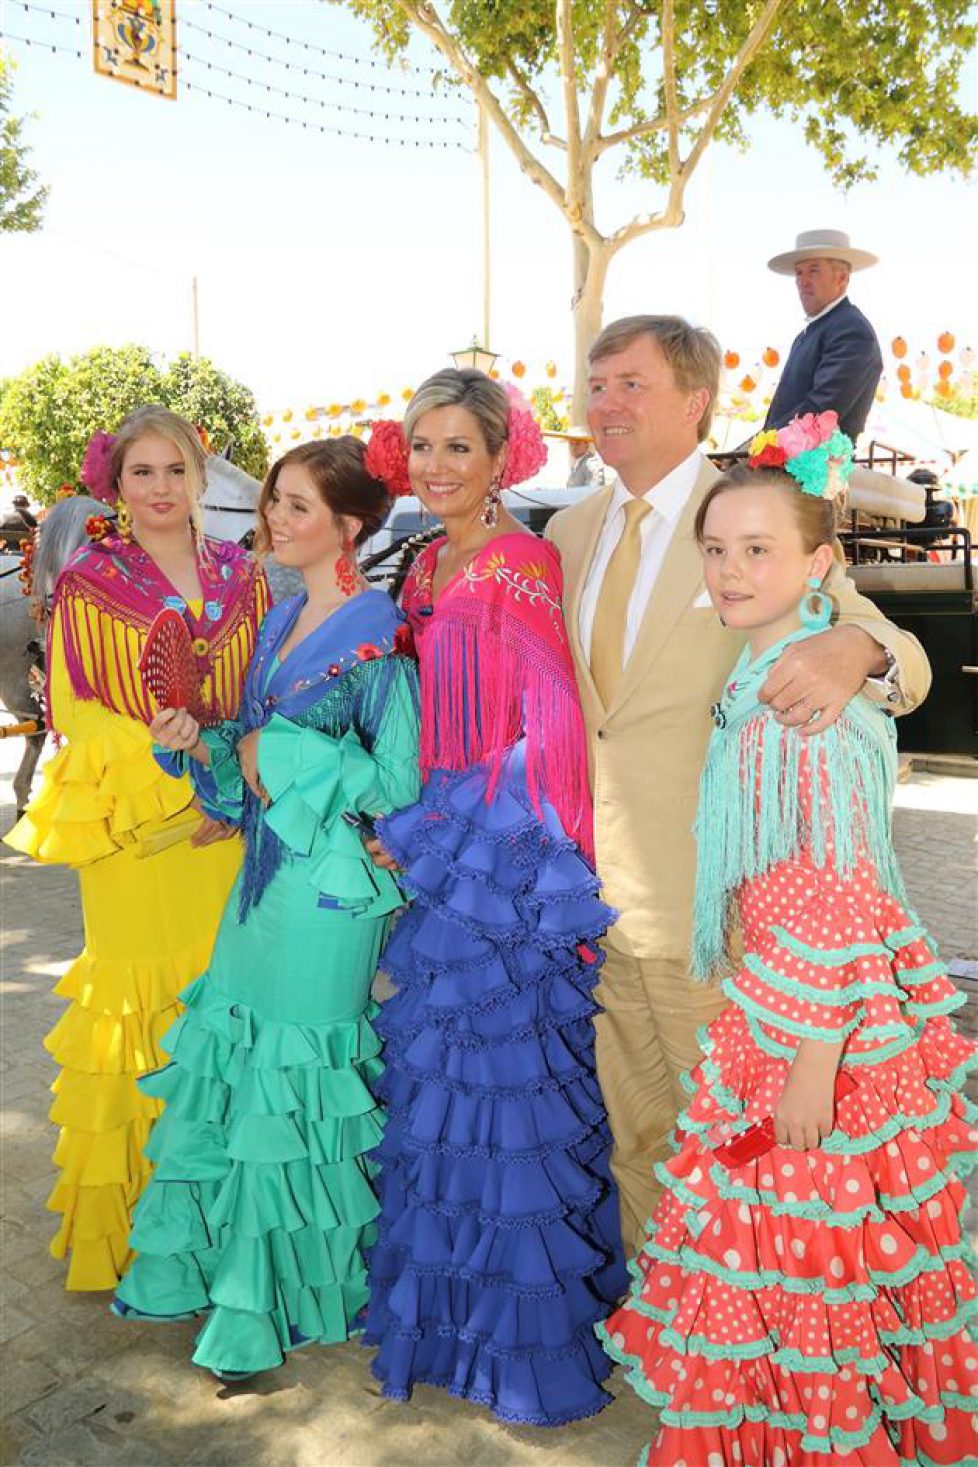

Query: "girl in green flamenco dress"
<box><xmin>598</xmin><ymin>414</ymin><xmax>978</xmax><ymax>1467</ymax></box>
<box><xmin>112</xmin><ymin>439</ymin><xmax>420</xmax><ymax>1380</ymax></box>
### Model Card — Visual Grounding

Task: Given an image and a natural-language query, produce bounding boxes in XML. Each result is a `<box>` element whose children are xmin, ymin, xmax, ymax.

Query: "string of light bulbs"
<box><xmin>179</xmin><ymin>14</ymin><xmax>458</xmax><ymax>104</ymax></box>
<box><xmin>198</xmin><ymin>0</ymin><xmax>441</xmax><ymax>77</ymax></box>
<box><xmin>7</xmin><ymin>4</ymin><xmax>469</xmax><ymax>149</ymax></box>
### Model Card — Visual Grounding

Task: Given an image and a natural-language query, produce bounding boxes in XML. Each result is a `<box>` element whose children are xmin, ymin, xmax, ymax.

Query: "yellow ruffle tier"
<box><xmin>6</xmin><ymin>673</ymin><xmax>241</xmax><ymax>1289</ymax></box>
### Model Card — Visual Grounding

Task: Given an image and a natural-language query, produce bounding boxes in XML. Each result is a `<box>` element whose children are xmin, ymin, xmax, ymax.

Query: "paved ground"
<box><xmin>1</xmin><ymin>736</ymin><xmax>976</xmax><ymax>1467</ymax></box>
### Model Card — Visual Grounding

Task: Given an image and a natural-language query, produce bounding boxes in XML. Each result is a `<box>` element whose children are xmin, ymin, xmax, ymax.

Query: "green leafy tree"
<box><xmin>0</xmin><ymin>345</ymin><xmax>267</xmax><ymax>503</ymax></box>
<box><xmin>160</xmin><ymin>354</ymin><xmax>268</xmax><ymax>479</ymax></box>
<box><xmin>1</xmin><ymin>51</ymin><xmax>48</xmax><ymax>233</ymax></box>
<box><xmin>348</xmin><ymin>0</ymin><xmax>977</xmax><ymax>417</ymax></box>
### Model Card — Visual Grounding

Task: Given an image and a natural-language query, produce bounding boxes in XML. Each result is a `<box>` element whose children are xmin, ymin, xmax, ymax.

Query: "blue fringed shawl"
<box><xmin>691</xmin><ymin>628</ymin><xmax>908</xmax><ymax>981</ymax></box>
<box><xmin>236</xmin><ymin>589</ymin><xmax>415</xmax><ymax>918</ymax></box>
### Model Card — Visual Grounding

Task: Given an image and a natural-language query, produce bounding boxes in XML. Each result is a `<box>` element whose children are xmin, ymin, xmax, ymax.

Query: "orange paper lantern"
<box><xmin>739</xmin><ymin>375</ymin><xmax>757</xmax><ymax>393</ymax></box>
<box><xmin>900</xmin><ymin>383</ymin><xmax>914</xmax><ymax>399</ymax></box>
<box><xmin>935</xmin><ymin>379</ymin><xmax>952</xmax><ymax>398</ymax></box>
<box><xmin>511</xmin><ymin>361</ymin><xmax>526</xmax><ymax>378</ymax></box>
<box><xmin>724</xmin><ymin>351</ymin><xmax>740</xmax><ymax>370</ymax></box>
<box><xmin>937</xmin><ymin>331</ymin><xmax>955</xmax><ymax>354</ymax></box>
<box><xmin>762</xmin><ymin>347</ymin><xmax>780</xmax><ymax>368</ymax></box>
<box><xmin>937</xmin><ymin>360</ymin><xmax>954</xmax><ymax>380</ymax></box>
<box><xmin>891</xmin><ymin>337</ymin><xmax>907</xmax><ymax>359</ymax></box>
<box><xmin>896</xmin><ymin>364</ymin><xmax>911</xmax><ymax>383</ymax></box>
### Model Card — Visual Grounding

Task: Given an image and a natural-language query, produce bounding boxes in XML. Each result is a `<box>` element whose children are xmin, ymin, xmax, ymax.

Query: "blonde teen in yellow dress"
<box><xmin>6</xmin><ymin>407</ymin><xmax>267</xmax><ymax>1289</ymax></box>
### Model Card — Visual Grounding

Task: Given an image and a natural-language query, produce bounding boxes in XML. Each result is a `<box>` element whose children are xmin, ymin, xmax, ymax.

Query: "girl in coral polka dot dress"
<box><xmin>597</xmin><ymin>416</ymin><xmax>978</xmax><ymax>1467</ymax></box>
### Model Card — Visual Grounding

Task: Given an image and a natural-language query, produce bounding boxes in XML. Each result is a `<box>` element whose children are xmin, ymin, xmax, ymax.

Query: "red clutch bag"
<box><xmin>712</xmin><ymin>1070</ymin><xmax>859</xmax><ymax>1170</ymax></box>
<box><xmin>139</xmin><ymin>608</ymin><xmax>209</xmax><ymax>725</ymax></box>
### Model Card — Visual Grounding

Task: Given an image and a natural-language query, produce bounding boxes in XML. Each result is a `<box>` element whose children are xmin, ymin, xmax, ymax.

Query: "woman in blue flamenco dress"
<box><xmin>361</xmin><ymin>371</ymin><xmax>627</xmax><ymax>1426</ymax></box>
<box><xmin>112</xmin><ymin>439</ymin><xmax>420</xmax><ymax>1379</ymax></box>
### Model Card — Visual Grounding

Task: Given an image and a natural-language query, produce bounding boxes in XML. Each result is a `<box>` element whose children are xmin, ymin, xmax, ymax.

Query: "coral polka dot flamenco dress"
<box><xmin>597</xmin><ymin>629</ymin><xmax>978</xmax><ymax>1467</ymax></box>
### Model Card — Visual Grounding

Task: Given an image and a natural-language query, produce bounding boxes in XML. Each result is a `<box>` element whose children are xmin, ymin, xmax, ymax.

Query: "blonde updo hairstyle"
<box><xmin>404</xmin><ymin>368</ymin><xmax>510</xmax><ymax>461</ymax></box>
<box><xmin>110</xmin><ymin>405</ymin><xmax>209</xmax><ymax>538</ymax></box>
<box><xmin>694</xmin><ymin>462</ymin><xmax>839</xmax><ymax>557</ymax></box>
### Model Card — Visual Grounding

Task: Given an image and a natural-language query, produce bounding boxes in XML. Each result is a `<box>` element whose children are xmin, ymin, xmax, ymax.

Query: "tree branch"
<box><xmin>582</xmin><ymin>0</ymin><xmax>619</xmax><ymax>157</ymax></box>
<box><xmin>505</xmin><ymin>59</ymin><xmax>566</xmax><ymax>149</ymax></box>
<box><xmin>595</xmin><ymin>98</ymin><xmax>711</xmax><ymax>157</ymax></box>
<box><xmin>556</xmin><ymin>0</ymin><xmax>584</xmax><ymax>218</ymax></box>
<box><xmin>681</xmin><ymin>0</ymin><xmax>787</xmax><ymax>180</ymax></box>
<box><xmin>661</xmin><ymin>0</ymin><xmax>681</xmax><ymax>179</ymax></box>
<box><xmin>393</xmin><ymin>1</ymin><xmax>571</xmax><ymax>222</ymax></box>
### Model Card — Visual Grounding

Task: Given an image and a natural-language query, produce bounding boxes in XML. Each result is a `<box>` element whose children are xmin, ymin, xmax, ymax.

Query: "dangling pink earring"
<box><xmin>335</xmin><ymin>536</ymin><xmax>361</xmax><ymax>597</ymax></box>
<box><xmin>481</xmin><ymin>479</ymin><xmax>501</xmax><ymax>529</ymax></box>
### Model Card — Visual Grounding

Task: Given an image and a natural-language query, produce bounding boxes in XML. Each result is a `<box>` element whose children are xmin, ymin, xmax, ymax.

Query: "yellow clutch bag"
<box><xmin>132</xmin><ymin>806</ymin><xmax>202</xmax><ymax>858</ymax></box>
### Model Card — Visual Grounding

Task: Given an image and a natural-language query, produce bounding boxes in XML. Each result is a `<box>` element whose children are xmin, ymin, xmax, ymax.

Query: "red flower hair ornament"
<box><xmin>365</xmin><ymin>386</ymin><xmax>548</xmax><ymax>498</ymax></box>
<box><xmin>364</xmin><ymin>420</ymin><xmax>413</xmax><ymax>497</ymax></box>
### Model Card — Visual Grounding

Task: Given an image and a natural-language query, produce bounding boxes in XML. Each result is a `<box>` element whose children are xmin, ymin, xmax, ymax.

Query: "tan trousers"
<box><xmin>594</xmin><ymin>947</ymin><xmax>727</xmax><ymax>1258</ymax></box>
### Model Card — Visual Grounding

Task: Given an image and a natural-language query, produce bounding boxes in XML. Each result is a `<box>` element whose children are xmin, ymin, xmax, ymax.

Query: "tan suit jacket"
<box><xmin>546</xmin><ymin>458</ymin><xmax>932</xmax><ymax>963</ymax></box>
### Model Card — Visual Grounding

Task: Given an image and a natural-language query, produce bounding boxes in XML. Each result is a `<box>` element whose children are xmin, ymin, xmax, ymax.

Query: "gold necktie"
<box><xmin>589</xmin><ymin>497</ymin><xmax>653</xmax><ymax>705</ymax></box>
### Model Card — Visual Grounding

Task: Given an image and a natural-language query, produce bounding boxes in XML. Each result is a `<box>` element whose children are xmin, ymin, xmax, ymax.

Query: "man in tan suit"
<box><xmin>545</xmin><ymin>315</ymin><xmax>930</xmax><ymax>1255</ymax></box>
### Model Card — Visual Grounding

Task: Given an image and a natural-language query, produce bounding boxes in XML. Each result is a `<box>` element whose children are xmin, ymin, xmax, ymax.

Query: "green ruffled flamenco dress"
<box><xmin>113</xmin><ymin>589</ymin><xmax>420</xmax><ymax>1378</ymax></box>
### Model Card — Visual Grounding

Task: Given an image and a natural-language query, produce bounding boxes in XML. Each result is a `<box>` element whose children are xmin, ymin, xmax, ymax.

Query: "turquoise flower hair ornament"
<box><xmin>748</xmin><ymin>411</ymin><xmax>855</xmax><ymax>500</ymax></box>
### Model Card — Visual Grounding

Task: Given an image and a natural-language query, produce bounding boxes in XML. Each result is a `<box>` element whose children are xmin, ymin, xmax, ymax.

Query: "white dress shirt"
<box><xmin>579</xmin><ymin>447</ymin><xmax>704</xmax><ymax>665</ymax></box>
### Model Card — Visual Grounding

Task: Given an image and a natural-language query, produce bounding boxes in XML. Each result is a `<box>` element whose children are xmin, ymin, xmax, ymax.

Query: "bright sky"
<box><xmin>2</xmin><ymin>0</ymin><xmax>977</xmax><ymax>416</ymax></box>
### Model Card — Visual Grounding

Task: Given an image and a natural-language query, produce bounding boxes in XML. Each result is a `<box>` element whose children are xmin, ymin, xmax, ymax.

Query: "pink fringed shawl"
<box><xmin>50</xmin><ymin>534</ymin><xmax>267</xmax><ymax>732</ymax></box>
<box><xmin>402</xmin><ymin>533</ymin><xmax>594</xmax><ymax>858</ymax></box>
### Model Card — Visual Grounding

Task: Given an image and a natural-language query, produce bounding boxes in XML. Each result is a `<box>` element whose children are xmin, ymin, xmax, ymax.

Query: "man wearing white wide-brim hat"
<box><xmin>763</xmin><ymin>228</ymin><xmax>883</xmax><ymax>442</ymax></box>
<box><xmin>565</xmin><ymin>424</ymin><xmax>608</xmax><ymax>488</ymax></box>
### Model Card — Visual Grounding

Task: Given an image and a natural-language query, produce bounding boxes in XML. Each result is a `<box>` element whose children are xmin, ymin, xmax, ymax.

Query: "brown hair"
<box><xmin>111</xmin><ymin>405</ymin><xmax>208</xmax><ymax>535</ymax></box>
<box><xmin>693</xmin><ymin>462</ymin><xmax>838</xmax><ymax>551</ymax></box>
<box><xmin>404</xmin><ymin>368</ymin><xmax>510</xmax><ymax>456</ymax></box>
<box><xmin>254</xmin><ymin>437</ymin><xmax>391</xmax><ymax>555</ymax></box>
<box><xmin>588</xmin><ymin>314</ymin><xmax>722</xmax><ymax>442</ymax></box>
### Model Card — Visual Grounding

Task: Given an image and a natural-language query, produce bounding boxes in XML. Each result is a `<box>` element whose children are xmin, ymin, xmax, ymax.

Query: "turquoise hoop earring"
<box><xmin>799</xmin><ymin>574</ymin><xmax>832</xmax><ymax>631</ymax></box>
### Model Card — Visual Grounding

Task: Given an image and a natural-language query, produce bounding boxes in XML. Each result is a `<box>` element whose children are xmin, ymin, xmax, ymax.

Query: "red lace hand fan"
<box><xmin>139</xmin><ymin>608</ymin><xmax>209</xmax><ymax>725</ymax></box>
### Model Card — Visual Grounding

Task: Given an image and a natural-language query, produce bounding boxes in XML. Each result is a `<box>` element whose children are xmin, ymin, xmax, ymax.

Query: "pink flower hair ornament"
<box><xmin>80</xmin><ymin>431</ymin><xmax>119</xmax><ymax>506</ymax></box>
<box><xmin>365</xmin><ymin>387</ymin><xmax>548</xmax><ymax>499</ymax></box>
<box><xmin>748</xmin><ymin>411</ymin><xmax>854</xmax><ymax>501</ymax></box>
<box><xmin>498</xmin><ymin>384</ymin><xmax>548</xmax><ymax>489</ymax></box>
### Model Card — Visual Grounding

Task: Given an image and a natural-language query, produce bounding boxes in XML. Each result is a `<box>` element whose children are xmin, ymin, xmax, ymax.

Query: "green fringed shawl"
<box><xmin>692</xmin><ymin>628</ymin><xmax>908</xmax><ymax>982</ymax></box>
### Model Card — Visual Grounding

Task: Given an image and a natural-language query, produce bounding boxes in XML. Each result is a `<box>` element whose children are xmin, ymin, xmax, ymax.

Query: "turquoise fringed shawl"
<box><xmin>691</xmin><ymin>628</ymin><xmax>908</xmax><ymax>981</ymax></box>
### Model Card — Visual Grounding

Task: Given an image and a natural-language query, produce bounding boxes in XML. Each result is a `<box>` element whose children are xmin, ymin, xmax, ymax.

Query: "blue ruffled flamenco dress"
<box><xmin>362</xmin><ymin>532</ymin><xmax>627</xmax><ymax>1426</ymax></box>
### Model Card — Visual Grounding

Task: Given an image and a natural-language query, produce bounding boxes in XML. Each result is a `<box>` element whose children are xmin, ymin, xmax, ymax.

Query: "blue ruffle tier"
<box><xmin>112</xmin><ymin>974</ymin><xmax>384</xmax><ymax>1376</ymax></box>
<box><xmin>363</xmin><ymin>753</ymin><xmax>627</xmax><ymax>1426</ymax></box>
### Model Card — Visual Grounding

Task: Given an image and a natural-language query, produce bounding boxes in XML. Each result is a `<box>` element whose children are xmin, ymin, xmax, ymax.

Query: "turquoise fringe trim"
<box><xmin>771</xmin><ymin>926</ymin><xmax>893</xmax><ymax>966</ymax></box>
<box><xmin>893</xmin><ymin>960</ymin><xmax>949</xmax><ymax>987</ymax></box>
<box><xmin>707</xmin><ymin>1162</ymin><xmax>885</xmax><ymax>1225</ymax></box>
<box><xmin>724</xmin><ymin>979</ymin><xmax>864</xmax><ymax>1042</ymax></box>
<box><xmin>691</xmin><ymin>656</ymin><xmax>907</xmax><ymax>981</ymax></box>
<box><xmin>821</xmin><ymin>1087</ymin><xmax>950</xmax><ymax>1152</ymax></box>
<box><xmin>635</xmin><ymin>1235</ymin><xmax>974</xmax><ymax>1303</ymax></box>
<box><xmin>743</xmin><ymin>951</ymin><xmax>897</xmax><ymax>1007</ymax></box>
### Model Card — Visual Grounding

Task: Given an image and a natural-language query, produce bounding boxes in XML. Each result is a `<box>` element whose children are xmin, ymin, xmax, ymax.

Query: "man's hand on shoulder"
<box><xmin>759</xmin><ymin>625</ymin><xmax>887</xmax><ymax>737</ymax></box>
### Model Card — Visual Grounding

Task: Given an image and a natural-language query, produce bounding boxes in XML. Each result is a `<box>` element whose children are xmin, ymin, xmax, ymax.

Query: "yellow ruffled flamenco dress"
<box><xmin>6</xmin><ymin>602</ymin><xmax>249</xmax><ymax>1290</ymax></box>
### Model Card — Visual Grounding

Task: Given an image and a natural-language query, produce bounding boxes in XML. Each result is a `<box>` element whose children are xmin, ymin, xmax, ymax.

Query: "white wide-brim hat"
<box><xmin>768</xmin><ymin>229</ymin><xmax>878</xmax><ymax>275</ymax></box>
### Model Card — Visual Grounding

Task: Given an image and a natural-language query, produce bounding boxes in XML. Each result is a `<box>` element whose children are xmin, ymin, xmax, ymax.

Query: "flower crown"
<box><xmin>747</xmin><ymin>411</ymin><xmax>854</xmax><ymax>500</ymax></box>
<box><xmin>364</xmin><ymin>383</ymin><xmax>548</xmax><ymax>497</ymax></box>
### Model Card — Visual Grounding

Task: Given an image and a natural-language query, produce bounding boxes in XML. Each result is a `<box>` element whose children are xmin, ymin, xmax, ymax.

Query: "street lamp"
<box><xmin>450</xmin><ymin>338</ymin><xmax>499</xmax><ymax>375</ymax></box>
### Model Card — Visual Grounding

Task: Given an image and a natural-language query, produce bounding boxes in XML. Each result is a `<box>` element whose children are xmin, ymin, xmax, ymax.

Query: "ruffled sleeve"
<box><xmin>255</xmin><ymin>657</ymin><xmax>420</xmax><ymax>916</ymax></box>
<box><xmin>6</xmin><ymin>606</ymin><xmax>196</xmax><ymax>867</ymax></box>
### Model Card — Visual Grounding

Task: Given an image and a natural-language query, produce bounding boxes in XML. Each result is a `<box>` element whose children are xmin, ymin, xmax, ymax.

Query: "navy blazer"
<box><xmin>764</xmin><ymin>297</ymin><xmax>882</xmax><ymax>441</ymax></box>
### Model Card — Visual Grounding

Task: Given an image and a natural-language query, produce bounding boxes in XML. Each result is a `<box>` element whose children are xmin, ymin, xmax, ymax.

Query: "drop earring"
<box><xmin>799</xmin><ymin>574</ymin><xmax>831</xmax><ymax>631</ymax></box>
<box><xmin>116</xmin><ymin>497</ymin><xmax>133</xmax><ymax>542</ymax></box>
<box><xmin>480</xmin><ymin>479</ymin><xmax>501</xmax><ymax>529</ymax></box>
<box><xmin>334</xmin><ymin>536</ymin><xmax>361</xmax><ymax>597</ymax></box>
